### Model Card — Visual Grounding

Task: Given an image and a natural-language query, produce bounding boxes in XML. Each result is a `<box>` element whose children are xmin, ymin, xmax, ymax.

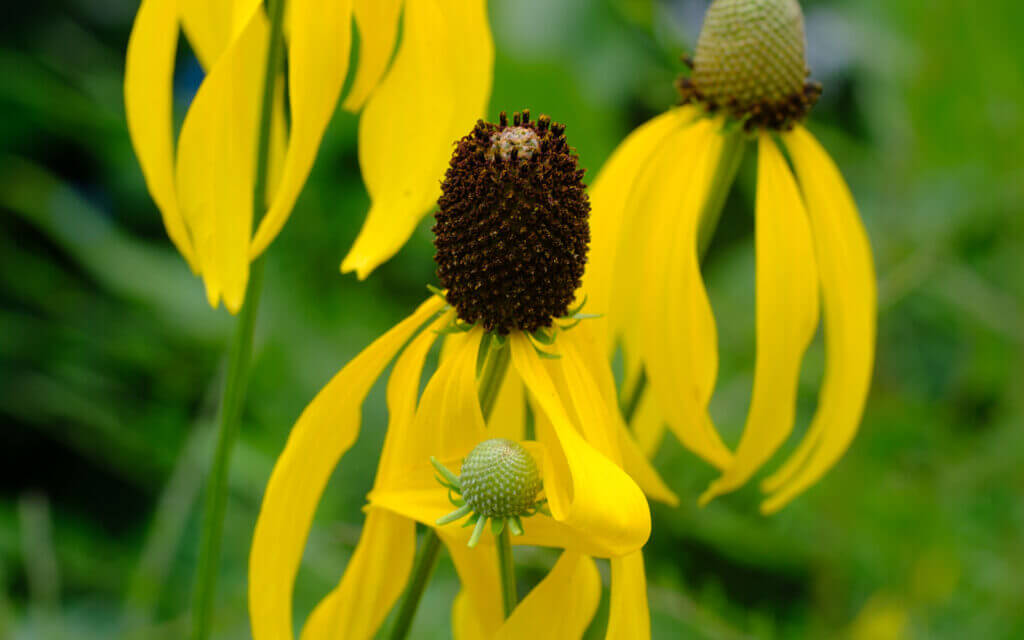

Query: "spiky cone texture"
<box><xmin>460</xmin><ymin>438</ymin><xmax>543</xmax><ymax>518</ymax></box>
<box><xmin>433</xmin><ymin>110</ymin><xmax>591</xmax><ymax>334</ymax></box>
<box><xmin>678</xmin><ymin>0</ymin><xmax>822</xmax><ymax>130</ymax></box>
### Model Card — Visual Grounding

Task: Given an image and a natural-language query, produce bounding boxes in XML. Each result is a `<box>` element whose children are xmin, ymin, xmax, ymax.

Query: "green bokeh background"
<box><xmin>1</xmin><ymin>0</ymin><xmax>1022</xmax><ymax>638</ymax></box>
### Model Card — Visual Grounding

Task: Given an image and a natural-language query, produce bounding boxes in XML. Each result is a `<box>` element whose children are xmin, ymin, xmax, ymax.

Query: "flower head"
<box><xmin>124</xmin><ymin>0</ymin><xmax>493</xmax><ymax>311</ymax></box>
<box><xmin>677</xmin><ymin>0</ymin><xmax>821</xmax><ymax>130</ymax></box>
<box><xmin>249</xmin><ymin>113</ymin><xmax>672</xmax><ymax>639</ymax></box>
<box><xmin>586</xmin><ymin>0</ymin><xmax>877</xmax><ymax>513</ymax></box>
<box><xmin>435</xmin><ymin>111</ymin><xmax>590</xmax><ymax>333</ymax></box>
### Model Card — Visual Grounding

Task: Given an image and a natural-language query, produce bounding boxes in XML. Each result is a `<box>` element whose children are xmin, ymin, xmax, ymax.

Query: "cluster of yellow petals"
<box><xmin>586</xmin><ymin>106</ymin><xmax>876</xmax><ymax>513</ymax></box>
<box><xmin>249</xmin><ymin>296</ymin><xmax>678</xmax><ymax>639</ymax></box>
<box><xmin>125</xmin><ymin>0</ymin><xmax>493</xmax><ymax>312</ymax></box>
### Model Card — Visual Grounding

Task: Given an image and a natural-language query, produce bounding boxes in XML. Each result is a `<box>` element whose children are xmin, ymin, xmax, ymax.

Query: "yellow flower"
<box><xmin>249</xmin><ymin>112</ymin><xmax>673</xmax><ymax>639</ymax></box>
<box><xmin>124</xmin><ymin>0</ymin><xmax>493</xmax><ymax>312</ymax></box>
<box><xmin>585</xmin><ymin>0</ymin><xmax>877</xmax><ymax>514</ymax></box>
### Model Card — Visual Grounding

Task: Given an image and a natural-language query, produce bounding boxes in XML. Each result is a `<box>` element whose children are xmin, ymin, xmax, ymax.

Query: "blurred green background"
<box><xmin>2</xmin><ymin>0</ymin><xmax>1022</xmax><ymax>638</ymax></box>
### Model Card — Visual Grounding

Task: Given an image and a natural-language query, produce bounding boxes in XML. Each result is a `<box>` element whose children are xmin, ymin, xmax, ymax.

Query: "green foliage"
<box><xmin>0</xmin><ymin>0</ymin><xmax>1021</xmax><ymax>638</ymax></box>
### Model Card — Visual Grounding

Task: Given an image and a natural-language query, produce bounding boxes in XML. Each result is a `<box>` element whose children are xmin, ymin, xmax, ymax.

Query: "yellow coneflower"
<box><xmin>124</xmin><ymin>0</ymin><xmax>493</xmax><ymax>312</ymax></box>
<box><xmin>249</xmin><ymin>112</ymin><xmax>673</xmax><ymax>639</ymax></box>
<box><xmin>586</xmin><ymin>0</ymin><xmax>877</xmax><ymax>513</ymax></box>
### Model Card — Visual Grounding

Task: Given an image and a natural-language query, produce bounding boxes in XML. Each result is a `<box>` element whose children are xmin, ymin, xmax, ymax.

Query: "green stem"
<box><xmin>477</xmin><ymin>341</ymin><xmax>511</xmax><ymax>420</ymax></box>
<box><xmin>496</xmin><ymin>527</ymin><xmax>516</xmax><ymax>617</ymax></box>
<box><xmin>387</xmin><ymin>530</ymin><xmax>442</xmax><ymax>640</ymax></box>
<box><xmin>190</xmin><ymin>1</ymin><xmax>285</xmax><ymax>638</ymax></box>
<box><xmin>389</xmin><ymin>335</ymin><xmax>513</xmax><ymax>639</ymax></box>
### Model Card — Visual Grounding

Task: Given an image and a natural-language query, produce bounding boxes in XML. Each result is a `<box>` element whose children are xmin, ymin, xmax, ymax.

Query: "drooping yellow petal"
<box><xmin>616</xmin><ymin>425</ymin><xmax>678</xmax><ymax>507</ymax></box>
<box><xmin>387</xmin><ymin>327</ymin><xmax>487</xmax><ymax>480</ymax></box>
<box><xmin>636</xmin><ymin>119</ymin><xmax>732</xmax><ymax>469</ymax></box>
<box><xmin>606</xmin><ymin>552</ymin><xmax>650</xmax><ymax>640</ymax></box>
<box><xmin>341</xmin><ymin>0</ymin><xmax>493</xmax><ymax>279</ymax></box>
<box><xmin>249</xmin><ymin>0</ymin><xmax>354</xmax><ymax>259</ymax></box>
<box><xmin>556</xmin><ymin>332</ymin><xmax>678</xmax><ymax>506</ymax></box>
<box><xmin>608</xmin><ymin>116</ymin><xmax>702</xmax><ymax>358</ymax></box>
<box><xmin>298</xmin><ymin>508</ymin><xmax>415</xmax><ymax>640</ymax></box>
<box><xmin>487</xmin><ymin>361</ymin><xmax>526</xmax><ymax>441</ymax></box>
<box><xmin>699</xmin><ymin>134</ymin><xmax>820</xmax><ymax>505</ymax></box>
<box><xmin>175</xmin><ymin>2</ymin><xmax>266</xmax><ymax>312</ymax></box>
<box><xmin>342</xmin><ymin>0</ymin><xmax>403</xmax><ymax>112</ymax></box>
<box><xmin>630</xmin><ymin>389</ymin><xmax>666</xmax><ymax>459</ymax></box>
<box><xmin>510</xmin><ymin>333</ymin><xmax>651</xmax><ymax>557</ymax></box>
<box><xmin>248</xmin><ymin>296</ymin><xmax>445</xmax><ymax>640</ymax></box>
<box><xmin>760</xmin><ymin>126</ymin><xmax>876</xmax><ymax>513</ymax></box>
<box><xmin>177</xmin><ymin>0</ymin><xmax>235</xmax><ymax>68</ymax></box>
<box><xmin>125</xmin><ymin>0</ymin><xmax>198</xmax><ymax>271</ymax></box>
<box><xmin>494</xmin><ymin>552</ymin><xmax>600</xmax><ymax>640</ymax></box>
<box><xmin>585</xmin><ymin>107</ymin><xmax>697</xmax><ymax>325</ymax></box>
<box><xmin>444</xmin><ymin>532</ymin><xmax>504</xmax><ymax>640</ymax></box>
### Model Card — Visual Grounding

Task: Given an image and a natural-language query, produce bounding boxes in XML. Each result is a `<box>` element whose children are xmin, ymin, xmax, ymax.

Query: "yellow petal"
<box><xmin>630</xmin><ymin>389</ymin><xmax>666</xmax><ymax>459</ymax></box>
<box><xmin>616</xmin><ymin>425</ymin><xmax>678</xmax><ymax>507</ymax></box>
<box><xmin>341</xmin><ymin>0</ymin><xmax>493</xmax><ymax>279</ymax></box>
<box><xmin>342</xmin><ymin>0</ymin><xmax>403</xmax><ymax>112</ymax></box>
<box><xmin>554</xmin><ymin>327</ymin><xmax>677</xmax><ymax>505</ymax></box>
<box><xmin>248</xmin><ymin>295</ymin><xmax>445</xmax><ymax>640</ymax></box>
<box><xmin>298</xmin><ymin>508</ymin><xmax>415</xmax><ymax>640</ymax></box>
<box><xmin>635</xmin><ymin>119</ymin><xmax>732</xmax><ymax>469</ymax></box>
<box><xmin>487</xmin><ymin>362</ymin><xmax>526</xmax><ymax>441</ymax></box>
<box><xmin>177</xmin><ymin>0</ymin><xmax>234</xmax><ymax>68</ymax></box>
<box><xmin>376</xmin><ymin>309</ymin><xmax>455</xmax><ymax>489</ymax></box>
<box><xmin>125</xmin><ymin>0</ymin><xmax>198</xmax><ymax>271</ymax></box>
<box><xmin>585</xmin><ymin>107</ymin><xmax>697</xmax><ymax>327</ymax></box>
<box><xmin>510</xmin><ymin>333</ymin><xmax>651</xmax><ymax>557</ymax></box>
<box><xmin>760</xmin><ymin>126</ymin><xmax>877</xmax><ymax>513</ymax></box>
<box><xmin>606</xmin><ymin>112</ymin><xmax>701</xmax><ymax>354</ymax></box>
<box><xmin>249</xmin><ymin>0</ymin><xmax>354</xmax><ymax>259</ymax></box>
<box><xmin>494</xmin><ymin>552</ymin><xmax>600</xmax><ymax>640</ymax></box>
<box><xmin>699</xmin><ymin>134</ymin><xmax>820</xmax><ymax>505</ymax></box>
<box><xmin>606</xmin><ymin>552</ymin><xmax>650</xmax><ymax>640</ymax></box>
<box><xmin>386</xmin><ymin>327</ymin><xmax>487</xmax><ymax>483</ymax></box>
<box><xmin>444</xmin><ymin>532</ymin><xmax>504</xmax><ymax>640</ymax></box>
<box><xmin>175</xmin><ymin>3</ymin><xmax>267</xmax><ymax>312</ymax></box>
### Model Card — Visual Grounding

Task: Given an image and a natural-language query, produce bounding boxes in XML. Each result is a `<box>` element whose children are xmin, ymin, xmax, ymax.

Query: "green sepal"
<box><xmin>491</xmin><ymin>517</ymin><xmax>506</xmax><ymax>536</ymax></box>
<box><xmin>565</xmin><ymin>293</ymin><xmax>589</xmax><ymax>317</ymax></box>
<box><xmin>437</xmin><ymin>503</ymin><xmax>473</xmax><ymax>526</ymax></box>
<box><xmin>468</xmin><ymin>516</ymin><xmax>488</xmax><ymax>548</ymax></box>
<box><xmin>508</xmin><ymin>516</ymin><xmax>524</xmax><ymax>536</ymax></box>
<box><xmin>531</xmin><ymin>328</ymin><xmax>557</xmax><ymax>345</ymax></box>
<box><xmin>430</xmin><ymin>457</ymin><xmax>462</xmax><ymax>491</ymax></box>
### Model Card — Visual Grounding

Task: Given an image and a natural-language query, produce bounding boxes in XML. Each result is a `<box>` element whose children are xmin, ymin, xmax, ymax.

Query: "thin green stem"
<box><xmin>389</xmin><ymin>334</ymin><xmax>513</xmax><ymax>639</ymax></box>
<box><xmin>387</xmin><ymin>530</ymin><xmax>443</xmax><ymax>640</ymax></box>
<box><xmin>496</xmin><ymin>527</ymin><xmax>516</xmax><ymax>617</ymax></box>
<box><xmin>477</xmin><ymin>341</ymin><xmax>511</xmax><ymax>420</ymax></box>
<box><xmin>190</xmin><ymin>1</ymin><xmax>285</xmax><ymax>638</ymax></box>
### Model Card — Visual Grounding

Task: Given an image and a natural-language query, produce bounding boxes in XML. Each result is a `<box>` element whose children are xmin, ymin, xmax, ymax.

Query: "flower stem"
<box><xmin>496</xmin><ymin>526</ymin><xmax>517</xmax><ymax>617</ymax></box>
<box><xmin>388</xmin><ymin>334</ymin><xmax>512</xmax><ymax>639</ymax></box>
<box><xmin>387</xmin><ymin>530</ymin><xmax>442</xmax><ymax>640</ymax></box>
<box><xmin>478</xmin><ymin>340</ymin><xmax>511</xmax><ymax>420</ymax></box>
<box><xmin>190</xmin><ymin>1</ymin><xmax>285</xmax><ymax>638</ymax></box>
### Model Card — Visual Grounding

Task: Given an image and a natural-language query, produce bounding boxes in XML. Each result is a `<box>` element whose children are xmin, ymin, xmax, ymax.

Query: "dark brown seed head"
<box><xmin>433</xmin><ymin>110</ymin><xmax>590</xmax><ymax>334</ymax></box>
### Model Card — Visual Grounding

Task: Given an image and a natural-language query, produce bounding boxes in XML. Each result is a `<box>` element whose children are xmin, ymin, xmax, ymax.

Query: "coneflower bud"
<box><xmin>433</xmin><ymin>110</ymin><xmax>591</xmax><ymax>334</ymax></box>
<box><xmin>459</xmin><ymin>438</ymin><xmax>542</xmax><ymax>519</ymax></box>
<box><xmin>677</xmin><ymin>0</ymin><xmax>822</xmax><ymax>130</ymax></box>
<box><xmin>432</xmin><ymin>438</ymin><xmax>548</xmax><ymax>547</ymax></box>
